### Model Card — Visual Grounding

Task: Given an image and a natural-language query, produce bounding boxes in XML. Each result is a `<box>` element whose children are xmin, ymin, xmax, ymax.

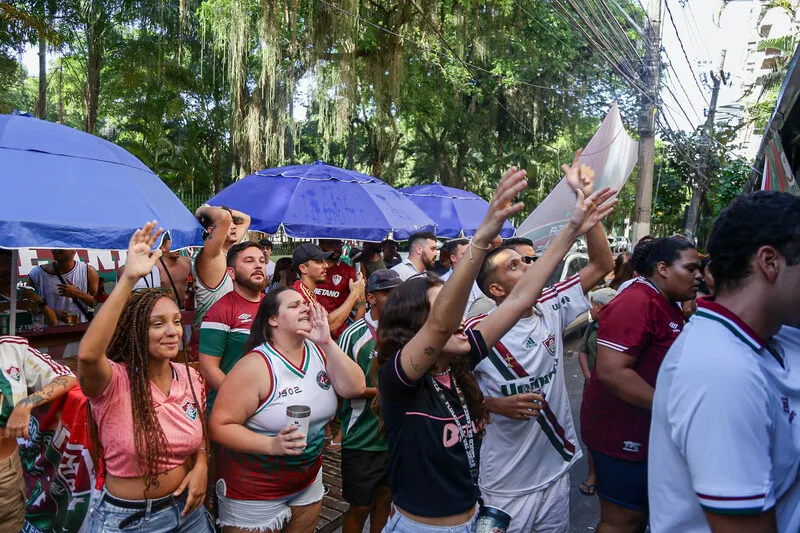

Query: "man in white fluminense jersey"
<box><xmin>465</xmin><ymin>151</ymin><xmax>615</xmax><ymax>533</ymax></box>
<box><xmin>648</xmin><ymin>191</ymin><xmax>800</xmax><ymax>533</ymax></box>
<box><xmin>649</xmin><ymin>191</ymin><xmax>800</xmax><ymax>533</ymax></box>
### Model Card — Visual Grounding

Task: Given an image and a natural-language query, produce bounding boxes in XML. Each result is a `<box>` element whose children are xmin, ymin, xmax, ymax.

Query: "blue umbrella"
<box><xmin>207</xmin><ymin>161</ymin><xmax>437</xmax><ymax>241</ymax></box>
<box><xmin>399</xmin><ymin>183</ymin><xmax>515</xmax><ymax>238</ymax></box>
<box><xmin>0</xmin><ymin>114</ymin><xmax>204</xmax><ymax>250</ymax></box>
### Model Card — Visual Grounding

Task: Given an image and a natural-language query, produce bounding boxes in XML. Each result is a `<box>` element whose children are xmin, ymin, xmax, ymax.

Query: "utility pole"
<box><xmin>631</xmin><ymin>0</ymin><xmax>662</xmax><ymax>244</ymax></box>
<box><xmin>685</xmin><ymin>50</ymin><xmax>727</xmax><ymax>242</ymax></box>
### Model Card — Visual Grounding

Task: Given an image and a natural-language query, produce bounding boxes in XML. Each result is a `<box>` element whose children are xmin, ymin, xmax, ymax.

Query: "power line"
<box><xmin>663</xmin><ymin>0</ymin><xmax>710</xmax><ymax>105</ymax></box>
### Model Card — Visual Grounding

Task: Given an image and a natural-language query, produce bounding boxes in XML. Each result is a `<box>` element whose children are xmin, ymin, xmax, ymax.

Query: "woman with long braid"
<box><xmin>78</xmin><ymin>222</ymin><xmax>213</xmax><ymax>532</ymax></box>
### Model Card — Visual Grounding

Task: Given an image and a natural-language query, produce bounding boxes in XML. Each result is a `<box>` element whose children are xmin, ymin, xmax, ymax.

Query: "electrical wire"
<box><xmin>663</xmin><ymin>0</ymin><xmax>710</xmax><ymax>105</ymax></box>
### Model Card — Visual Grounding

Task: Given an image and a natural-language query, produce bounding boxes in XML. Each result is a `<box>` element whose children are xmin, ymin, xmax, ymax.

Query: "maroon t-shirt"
<box><xmin>580</xmin><ymin>277</ymin><xmax>685</xmax><ymax>462</ymax></box>
<box><xmin>315</xmin><ymin>261</ymin><xmax>358</xmax><ymax>339</ymax></box>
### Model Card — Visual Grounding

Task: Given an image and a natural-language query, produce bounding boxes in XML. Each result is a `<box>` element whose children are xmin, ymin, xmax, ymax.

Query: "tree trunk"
<box><xmin>57</xmin><ymin>66</ymin><xmax>64</xmax><ymax>123</ymax></box>
<box><xmin>36</xmin><ymin>34</ymin><xmax>46</xmax><ymax>119</ymax></box>
<box><xmin>84</xmin><ymin>29</ymin><xmax>102</xmax><ymax>134</ymax></box>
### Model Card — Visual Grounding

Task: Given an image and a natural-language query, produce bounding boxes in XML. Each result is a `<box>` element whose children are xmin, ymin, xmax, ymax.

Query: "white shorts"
<box><xmin>481</xmin><ymin>471</ymin><xmax>570</xmax><ymax>533</ymax></box>
<box><xmin>216</xmin><ymin>469</ymin><xmax>324</xmax><ymax>531</ymax></box>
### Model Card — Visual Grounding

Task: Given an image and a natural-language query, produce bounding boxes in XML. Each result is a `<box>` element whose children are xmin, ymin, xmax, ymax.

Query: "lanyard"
<box><xmin>429</xmin><ymin>373</ymin><xmax>478</xmax><ymax>486</ymax></box>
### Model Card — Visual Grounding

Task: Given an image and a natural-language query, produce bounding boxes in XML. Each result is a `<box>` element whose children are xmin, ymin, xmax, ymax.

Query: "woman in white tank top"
<box><xmin>209</xmin><ymin>287</ymin><xmax>366</xmax><ymax>532</ymax></box>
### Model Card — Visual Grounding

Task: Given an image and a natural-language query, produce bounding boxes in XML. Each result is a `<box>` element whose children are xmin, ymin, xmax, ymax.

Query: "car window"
<box><xmin>566</xmin><ymin>258</ymin><xmax>582</xmax><ymax>278</ymax></box>
<box><xmin>546</xmin><ymin>260</ymin><xmax>566</xmax><ymax>288</ymax></box>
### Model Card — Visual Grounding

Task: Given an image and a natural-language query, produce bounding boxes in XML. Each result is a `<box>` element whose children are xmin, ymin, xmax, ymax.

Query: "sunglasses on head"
<box><xmin>522</xmin><ymin>255</ymin><xmax>537</xmax><ymax>264</ymax></box>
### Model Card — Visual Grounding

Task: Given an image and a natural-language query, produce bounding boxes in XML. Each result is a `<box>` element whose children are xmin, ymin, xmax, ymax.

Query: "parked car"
<box><xmin>607</xmin><ymin>236</ymin><xmax>630</xmax><ymax>254</ymax></box>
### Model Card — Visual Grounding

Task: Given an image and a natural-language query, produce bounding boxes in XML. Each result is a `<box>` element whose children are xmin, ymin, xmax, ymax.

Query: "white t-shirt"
<box><xmin>391</xmin><ymin>260</ymin><xmax>422</xmax><ymax>281</ymax></box>
<box><xmin>441</xmin><ymin>269</ymin><xmax>485</xmax><ymax>317</ymax></box>
<box><xmin>467</xmin><ymin>274</ymin><xmax>589</xmax><ymax>495</ymax></box>
<box><xmin>649</xmin><ymin>300</ymin><xmax>800</xmax><ymax>532</ymax></box>
<box><xmin>266</xmin><ymin>260</ymin><xmax>276</xmax><ymax>280</ymax></box>
<box><xmin>132</xmin><ymin>265</ymin><xmax>161</xmax><ymax>290</ymax></box>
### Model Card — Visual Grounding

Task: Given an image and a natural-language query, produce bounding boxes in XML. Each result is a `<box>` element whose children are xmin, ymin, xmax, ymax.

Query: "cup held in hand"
<box><xmin>286</xmin><ymin>405</ymin><xmax>311</xmax><ymax>445</ymax></box>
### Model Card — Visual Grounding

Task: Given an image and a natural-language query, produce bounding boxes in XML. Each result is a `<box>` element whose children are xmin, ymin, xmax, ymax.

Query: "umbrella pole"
<box><xmin>9</xmin><ymin>250</ymin><xmax>18</xmax><ymax>335</ymax></box>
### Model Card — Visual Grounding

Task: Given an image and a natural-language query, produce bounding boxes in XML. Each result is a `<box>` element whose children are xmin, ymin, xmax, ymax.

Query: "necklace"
<box><xmin>430</xmin><ymin>367</ymin><xmax>450</xmax><ymax>377</ymax></box>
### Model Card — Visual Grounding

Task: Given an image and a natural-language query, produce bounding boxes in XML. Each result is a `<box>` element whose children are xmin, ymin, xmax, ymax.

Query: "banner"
<box><xmin>761</xmin><ymin>132</ymin><xmax>800</xmax><ymax>196</ymax></box>
<box><xmin>19</xmin><ymin>387</ymin><xmax>101</xmax><ymax>533</ymax></box>
<box><xmin>515</xmin><ymin>103</ymin><xmax>638</xmax><ymax>249</ymax></box>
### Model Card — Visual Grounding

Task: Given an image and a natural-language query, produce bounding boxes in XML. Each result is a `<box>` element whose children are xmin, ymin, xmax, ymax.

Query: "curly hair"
<box><xmin>87</xmin><ymin>289</ymin><xmax>206</xmax><ymax>491</ymax></box>
<box><xmin>373</xmin><ymin>273</ymin><xmax>490</xmax><ymax>435</ymax></box>
<box><xmin>708</xmin><ymin>191</ymin><xmax>800</xmax><ymax>292</ymax></box>
<box><xmin>630</xmin><ymin>237</ymin><xmax>695</xmax><ymax>278</ymax></box>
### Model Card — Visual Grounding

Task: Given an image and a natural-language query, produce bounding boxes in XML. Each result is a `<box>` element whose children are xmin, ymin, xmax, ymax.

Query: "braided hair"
<box><xmin>87</xmin><ymin>289</ymin><xmax>206</xmax><ymax>491</ymax></box>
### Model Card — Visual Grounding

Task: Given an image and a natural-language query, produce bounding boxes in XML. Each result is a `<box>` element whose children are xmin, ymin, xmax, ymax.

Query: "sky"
<box><xmin>19</xmin><ymin>0</ymin><xmax>758</xmax><ymax>131</ymax></box>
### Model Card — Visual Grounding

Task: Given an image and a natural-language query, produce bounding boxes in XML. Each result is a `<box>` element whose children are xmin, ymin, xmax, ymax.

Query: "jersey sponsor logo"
<box><xmin>543</xmin><ymin>334</ymin><xmax>557</xmax><ymax>356</ymax></box>
<box><xmin>500</xmin><ymin>360</ymin><xmax>558</xmax><ymax>396</ymax></box>
<box><xmin>278</xmin><ymin>386</ymin><xmax>302</xmax><ymax>398</ymax></box>
<box><xmin>524</xmin><ymin>336</ymin><xmax>537</xmax><ymax>349</ymax></box>
<box><xmin>369</xmin><ymin>348</ymin><xmax>378</xmax><ymax>359</ymax></box>
<box><xmin>668</xmin><ymin>321</ymin><xmax>680</xmax><ymax>332</ymax></box>
<box><xmin>237</xmin><ymin>313</ymin><xmax>253</xmax><ymax>322</ymax></box>
<box><xmin>317</xmin><ymin>370</ymin><xmax>332</xmax><ymax>390</ymax></box>
<box><xmin>182</xmin><ymin>399</ymin><xmax>198</xmax><ymax>421</ymax></box>
<box><xmin>5</xmin><ymin>365</ymin><xmax>20</xmax><ymax>382</ymax></box>
<box><xmin>332</xmin><ymin>274</ymin><xmax>342</xmax><ymax>286</ymax></box>
<box><xmin>622</xmin><ymin>440</ymin><xmax>642</xmax><ymax>453</ymax></box>
<box><xmin>315</xmin><ymin>288</ymin><xmax>341</xmax><ymax>298</ymax></box>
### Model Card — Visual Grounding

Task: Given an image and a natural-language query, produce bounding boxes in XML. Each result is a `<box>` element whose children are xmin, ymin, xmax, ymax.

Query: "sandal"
<box><xmin>579</xmin><ymin>482</ymin><xmax>596</xmax><ymax>496</ymax></box>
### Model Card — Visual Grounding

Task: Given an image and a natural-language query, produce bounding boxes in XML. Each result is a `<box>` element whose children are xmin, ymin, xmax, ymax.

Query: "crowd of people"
<box><xmin>1</xmin><ymin>149</ymin><xmax>800</xmax><ymax>533</ymax></box>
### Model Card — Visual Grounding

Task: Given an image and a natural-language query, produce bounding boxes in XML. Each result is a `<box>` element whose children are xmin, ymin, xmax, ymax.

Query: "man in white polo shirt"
<box><xmin>465</xmin><ymin>153</ymin><xmax>615</xmax><ymax>533</ymax></box>
<box><xmin>390</xmin><ymin>231</ymin><xmax>437</xmax><ymax>281</ymax></box>
<box><xmin>649</xmin><ymin>191</ymin><xmax>800</xmax><ymax>533</ymax></box>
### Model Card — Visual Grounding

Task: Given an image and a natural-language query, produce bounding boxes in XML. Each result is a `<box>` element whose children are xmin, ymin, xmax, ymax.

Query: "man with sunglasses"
<box><xmin>465</xmin><ymin>152</ymin><xmax>615</xmax><ymax>533</ymax></box>
<box><xmin>502</xmin><ymin>237</ymin><xmax>537</xmax><ymax>263</ymax></box>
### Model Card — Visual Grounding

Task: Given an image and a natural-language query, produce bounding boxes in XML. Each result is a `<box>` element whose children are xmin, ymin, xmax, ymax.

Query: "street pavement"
<box><xmin>336</xmin><ymin>331</ymin><xmax>600</xmax><ymax>533</ymax></box>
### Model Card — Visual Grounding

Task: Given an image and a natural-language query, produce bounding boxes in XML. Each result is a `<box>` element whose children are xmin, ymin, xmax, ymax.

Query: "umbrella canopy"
<box><xmin>206</xmin><ymin>161</ymin><xmax>437</xmax><ymax>241</ymax></box>
<box><xmin>399</xmin><ymin>183</ymin><xmax>514</xmax><ymax>238</ymax></box>
<box><xmin>0</xmin><ymin>114</ymin><xmax>204</xmax><ymax>250</ymax></box>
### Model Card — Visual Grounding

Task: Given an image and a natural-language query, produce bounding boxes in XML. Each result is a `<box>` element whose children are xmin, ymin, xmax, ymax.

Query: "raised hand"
<box><xmin>568</xmin><ymin>186</ymin><xmax>618</xmax><ymax>235</ymax></box>
<box><xmin>562</xmin><ymin>149</ymin><xmax>596</xmax><ymax>199</ymax></box>
<box><xmin>122</xmin><ymin>221</ymin><xmax>163</xmax><ymax>283</ymax></box>
<box><xmin>473</xmin><ymin>167</ymin><xmax>528</xmax><ymax>247</ymax></box>
<box><xmin>297</xmin><ymin>302</ymin><xmax>333</xmax><ymax>347</ymax></box>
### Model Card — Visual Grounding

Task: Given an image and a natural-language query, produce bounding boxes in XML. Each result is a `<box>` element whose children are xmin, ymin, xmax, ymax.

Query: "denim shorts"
<box><xmin>86</xmin><ymin>489</ymin><xmax>215</xmax><ymax>532</ymax></box>
<box><xmin>591</xmin><ymin>450</ymin><xmax>648</xmax><ymax>511</ymax></box>
<box><xmin>382</xmin><ymin>506</ymin><xmax>478</xmax><ymax>533</ymax></box>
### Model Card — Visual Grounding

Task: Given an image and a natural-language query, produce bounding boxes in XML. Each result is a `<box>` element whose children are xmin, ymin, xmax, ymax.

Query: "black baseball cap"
<box><xmin>292</xmin><ymin>243</ymin><xmax>333</xmax><ymax>267</ymax></box>
<box><xmin>367</xmin><ymin>269</ymin><xmax>402</xmax><ymax>293</ymax></box>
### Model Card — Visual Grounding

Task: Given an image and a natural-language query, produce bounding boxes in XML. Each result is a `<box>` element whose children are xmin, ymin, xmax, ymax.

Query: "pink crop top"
<box><xmin>88</xmin><ymin>361</ymin><xmax>205</xmax><ymax>478</ymax></box>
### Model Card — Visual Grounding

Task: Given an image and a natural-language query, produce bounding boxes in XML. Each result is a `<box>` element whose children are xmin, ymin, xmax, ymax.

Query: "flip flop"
<box><xmin>579</xmin><ymin>482</ymin><xmax>596</xmax><ymax>496</ymax></box>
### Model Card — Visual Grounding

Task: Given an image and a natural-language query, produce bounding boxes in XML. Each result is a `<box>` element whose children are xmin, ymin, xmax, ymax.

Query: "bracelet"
<box><xmin>468</xmin><ymin>240</ymin><xmax>491</xmax><ymax>262</ymax></box>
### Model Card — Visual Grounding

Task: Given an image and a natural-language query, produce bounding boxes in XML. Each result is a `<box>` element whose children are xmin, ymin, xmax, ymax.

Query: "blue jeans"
<box><xmin>383</xmin><ymin>507</ymin><xmax>478</xmax><ymax>532</ymax></box>
<box><xmin>86</xmin><ymin>489</ymin><xmax>215</xmax><ymax>532</ymax></box>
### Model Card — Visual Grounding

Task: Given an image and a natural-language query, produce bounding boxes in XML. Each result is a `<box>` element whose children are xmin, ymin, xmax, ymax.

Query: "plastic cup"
<box><xmin>476</xmin><ymin>505</ymin><xmax>511</xmax><ymax>532</ymax></box>
<box><xmin>286</xmin><ymin>405</ymin><xmax>311</xmax><ymax>444</ymax></box>
<box><xmin>32</xmin><ymin>315</ymin><xmax>44</xmax><ymax>331</ymax></box>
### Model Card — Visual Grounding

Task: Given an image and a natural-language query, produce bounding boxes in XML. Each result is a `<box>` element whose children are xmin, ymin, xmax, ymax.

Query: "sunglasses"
<box><xmin>522</xmin><ymin>255</ymin><xmax>537</xmax><ymax>264</ymax></box>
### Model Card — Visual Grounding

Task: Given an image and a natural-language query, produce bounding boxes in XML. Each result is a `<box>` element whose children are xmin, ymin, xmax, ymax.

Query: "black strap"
<box><xmin>52</xmin><ymin>262</ymin><xmax>92</xmax><ymax>322</ymax></box>
<box><xmin>159</xmin><ymin>257</ymin><xmax>182</xmax><ymax>308</ymax></box>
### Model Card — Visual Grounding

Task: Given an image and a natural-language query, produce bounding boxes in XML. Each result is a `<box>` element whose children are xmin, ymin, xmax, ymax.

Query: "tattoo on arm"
<box><xmin>17</xmin><ymin>376</ymin><xmax>72</xmax><ymax>409</ymax></box>
<box><xmin>410</xmin><ymin>346</ymin><xmax>438</xmax><ymax>371</ymax></box>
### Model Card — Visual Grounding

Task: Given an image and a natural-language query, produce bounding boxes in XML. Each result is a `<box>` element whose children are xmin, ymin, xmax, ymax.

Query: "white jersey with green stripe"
<box><xmin>649</xmin><ymin>300</ymin><xmax>800</xmax><ymax>532</ymax></box>
<box><xmin>337</xmin><ymin>313</ymin><xmax>386</xmax><ymax>451</ymax></box>
<box><xmin>466</xmin><ymin>274</ymin><xmax>589</xmax><ymax>496</ymax></box>
<box><xmin>0</xmin><ymin>336</ymin><xmax>74</xmax><ymax>426</ymax></box>
<box><xmin>247</xmin><ymin>339</ymin><xmax>338</xmax><ymax>456</ymax></box>
<box><xmin>192</xmin><ymin>260</ymin><xmax>233</xmax><ymax>324</ymax></box>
